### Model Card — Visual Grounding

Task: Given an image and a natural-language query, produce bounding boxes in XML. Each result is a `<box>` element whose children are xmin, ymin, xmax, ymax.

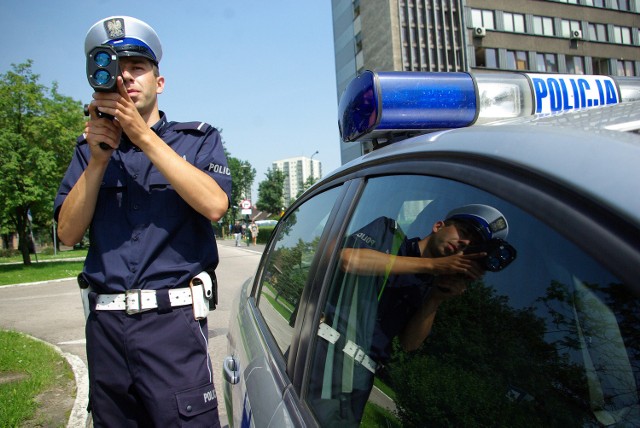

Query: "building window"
<box><xmin>561</xmin><ymin>19</ymin><xmax>581</xmax><ymax>38</ymax></box>
<box><xmin>355</xmin><ymin>32</ymin><xmax>363</xmax><ymax>53</ymax></box>
<box><xmin>503</xmin><ymin>12</ymin><xmax>525</xmax><ymax>33</ymax></box>
<box><xmin>566</xmin><ymin>55</ymin><xmax>585</xmax><ymax>74</ymax></box>
<box><xmin>617</xmin><ymin>60</ymin><xmax>636</xmax><ymax>76</ymax></box>
<box><xmin>507</xmin><ymin>50</ymin><xmax>528</xmax><ymax>71</ymax></box>
<box><xmin>475</xmin><ymin>47</ymin><xmax>497</xmax><ymax>68</ymax></box>
<box><xmin>537</xmin><ymin>53</ymin><xmax>558</xmax><ymax>73</ymax></box>
<box><xmin>584</xmin><ymin>0</ymin><xmax>605</xmax><ymax>7</ymax></box>
<box><xmin>592</xmin><ymin>57</ymin><xmax>611</xmax><ymax>75</ymax></box>
<box><xmin>613</xmin><ymin>26</ymin><xmax>632</xmax><ymax>45</ymax></box>
<box><xmin>356</xmin><ymin>51</ymin><xmax>364</xmax><ymax>73</ymax></box>
<box><xmin>588</xmin><ymin>23</ymin><xmax>608</xmax><ymax>42</ymax></box>
<box><xmin>614</xmin><ymin>0</ymin><xmax>631</xmax><ymax>10</ymax></box>
<box><xmin>471</xmin><ymin>9</ymin><xmax>495</xmax><ymax>29</ymax></box>
<box><xmin>533</xmin><ymin>16</ymin><xmax>554</xmax><ymax>36</ymax></box>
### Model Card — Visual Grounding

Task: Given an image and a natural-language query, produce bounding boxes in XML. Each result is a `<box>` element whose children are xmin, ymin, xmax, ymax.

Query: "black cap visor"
<box><xmin>113</xmin><ymin>44</ymin><xmax>157</xmax><ymax>65</ymax></box>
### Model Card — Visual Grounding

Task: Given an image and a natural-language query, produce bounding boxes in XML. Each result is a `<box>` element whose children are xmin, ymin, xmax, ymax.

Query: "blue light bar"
<box><xmin>339</xmin><ymin>71</ymin><xmax>640</xmax><ymax>144</ymax></box>
<box><xmin>338</xmin><ymin>71</ymin><xmax>478</xmax><ymax>143</ymax></box>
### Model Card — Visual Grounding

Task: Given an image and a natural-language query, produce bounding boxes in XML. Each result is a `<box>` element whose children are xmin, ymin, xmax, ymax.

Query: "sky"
<box><xmin>0</xmin><ymin>0</ymin><xmax>342</xmax><ymax>202</ymax></box>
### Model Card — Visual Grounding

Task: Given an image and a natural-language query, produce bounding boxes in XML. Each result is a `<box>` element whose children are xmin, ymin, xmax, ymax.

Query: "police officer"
<box><xmin>54</xmin><ymin>16</ymin><xmax>231</xmax><ymax>426</ymax></box>
<box><xmin>313</xmin><ymin>204</ymin><xmax>509</xmax><ymax>424</ymax></box>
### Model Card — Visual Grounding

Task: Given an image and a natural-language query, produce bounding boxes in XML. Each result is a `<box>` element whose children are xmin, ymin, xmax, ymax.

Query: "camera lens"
<box><xmin>94</xmin><ymin>69</ymin><xmax>112</xmax><ymax>86</ymax></box>
<box><xmin>94</xmin><ymin>51</ymin><xmax>112</xmax><ymax>67</ymax></box>
<box><xmin>498</xmin><ymin>245</ymin><xmax>515</xmax><ymax>261</ymax></box>
<box><xmin>486</xmin><ymin>256</ymin><xmax>501</xmax><ymax>271</ymax></box>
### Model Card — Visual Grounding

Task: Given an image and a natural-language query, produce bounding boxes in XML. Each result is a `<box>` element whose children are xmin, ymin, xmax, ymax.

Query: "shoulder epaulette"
<box><xmin>171</xmin><ymin>121</ymin><xmax>213</xmax><ymax>134</ymax></box>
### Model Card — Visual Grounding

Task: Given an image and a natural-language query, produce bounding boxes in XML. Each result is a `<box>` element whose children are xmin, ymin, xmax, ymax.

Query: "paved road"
<box><xmin>0</xmin><ymin>239</ymin><xmax>264</xmax><ymax>427</ymax></box>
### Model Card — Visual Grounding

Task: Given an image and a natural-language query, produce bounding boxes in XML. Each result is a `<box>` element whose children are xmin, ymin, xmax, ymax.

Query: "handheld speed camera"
<box><xmin>465</xmin><ymin>238</ymin><xmax>517</xmax><ymax>272</ymax></box>
<box><xmin>85</xmin><ymin>44</ymin><xmax>120</xmax><ymax>150</ymax></box>
<box><xmin>86</xmin><ymin>44</ymin><xmax>120</xmax><ymax>92</ymax></box>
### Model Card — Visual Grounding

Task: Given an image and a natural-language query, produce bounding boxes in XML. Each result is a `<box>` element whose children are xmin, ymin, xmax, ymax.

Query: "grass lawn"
<box><xmin>0</xmin><ymin>249</ymin><xmax>86</xmax><ymax>286</ymax></box>
<box><xmin>0</xmin><ymin>249</ymin><xmax>87</xmax><ymax>263</ymax></box>
<box><xmin>0</xmin><ymin>261</ymin><xmax>85</xmax><ymax>286</ymax></box>
<box><xmin>0</xmin><ymin>330</ymin><xmax>75</xmax><ymax>427</ymax></box>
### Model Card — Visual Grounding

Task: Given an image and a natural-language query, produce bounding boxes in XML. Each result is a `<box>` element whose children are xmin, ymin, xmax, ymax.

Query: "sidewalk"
<box><xmin>217</xmin><ymin>236</ymin><xmax>266</xmax><ymax>253</ymax></box>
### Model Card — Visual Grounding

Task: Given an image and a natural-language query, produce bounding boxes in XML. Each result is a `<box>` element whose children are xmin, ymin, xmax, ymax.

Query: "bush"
<box><xmin>257</xmin><ymin>226</ymin><xmax>275</xmax><ymax>244</ymax></box>
<box><xmin>0</xmin><ymin>248</ymin><xmax>20</xmax><ymax>258</ymax></box>
<box><xmin>390</xmin><ymin>355</ymin><xmax>516</xmax><ymax>427</ymax></box>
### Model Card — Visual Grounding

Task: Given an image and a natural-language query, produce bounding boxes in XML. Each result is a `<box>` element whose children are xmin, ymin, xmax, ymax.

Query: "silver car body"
<box><xmin>224</xmin><ymin>74</ymin><xmax>640</xmax><ymax>427</ymax></box>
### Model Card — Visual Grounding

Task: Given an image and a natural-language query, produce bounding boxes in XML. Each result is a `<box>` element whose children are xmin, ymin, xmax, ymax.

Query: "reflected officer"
<box><xmin>54</xmin><ymin>16</ymin><xmax>231</xmax><ymax>427</ymax></box>
<box><xmin>323</xmin><ymin>204</ymin><xmax>510</xmax><ymax>424</ymax></box>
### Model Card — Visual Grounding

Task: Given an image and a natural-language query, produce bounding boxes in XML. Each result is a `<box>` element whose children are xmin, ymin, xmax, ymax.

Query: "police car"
<box><xmin>223</xmin><ymin>71</ymin><xmax>640</xmax><ymax>427</ymax></box>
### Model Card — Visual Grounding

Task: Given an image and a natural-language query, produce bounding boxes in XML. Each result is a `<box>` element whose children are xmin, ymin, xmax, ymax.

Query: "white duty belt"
<box><xmin>95</xmin><ymin>288</ymin><xmax>192</xmax><ymax>315</ymax></box>
<box><xmin>317</xmin><ymin>322</ymin><xmax>379</xmax><ymax>374</ymax></box>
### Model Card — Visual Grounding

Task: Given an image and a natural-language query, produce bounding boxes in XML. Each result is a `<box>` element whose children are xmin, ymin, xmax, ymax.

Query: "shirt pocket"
<box><xmin>94</xmin><ymin>164</ymin><xmax>126</xmax><ymax>221</ymax></box>
<box><xmin>148</xmin><ymin>171</ymin><xmax>183</xmax><ymax>218</ymax></box>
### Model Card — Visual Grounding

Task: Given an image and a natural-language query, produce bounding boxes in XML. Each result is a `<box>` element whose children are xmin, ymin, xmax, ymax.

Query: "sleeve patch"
<box><xmin>171</xmin><ymin>122</ymin><xmax>213</xmax><ymax>134</ymax></box>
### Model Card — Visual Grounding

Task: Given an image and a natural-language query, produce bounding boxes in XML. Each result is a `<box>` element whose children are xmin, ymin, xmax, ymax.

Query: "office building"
<box><xmin>332</xmin><ymin>0</ymin><xmax>640</xmax><ymax>163</ymax></box>
<box><xmin>272</xmin><ymin>156</ymin><xmax>323</xmax><ymax>206</ymax></box>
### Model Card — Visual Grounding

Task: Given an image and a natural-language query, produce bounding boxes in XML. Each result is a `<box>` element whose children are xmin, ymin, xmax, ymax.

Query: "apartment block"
<box><xmin>332</xmin><ymin>0</ymin><xmax>640</xmax><ymax>162</ymax></box>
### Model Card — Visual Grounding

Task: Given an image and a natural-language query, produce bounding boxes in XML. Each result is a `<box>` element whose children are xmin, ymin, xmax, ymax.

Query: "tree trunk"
<box><xmin>16</xmin><ymin>208</ymin><xmax>31</xmax><ymax>266</ymax></box>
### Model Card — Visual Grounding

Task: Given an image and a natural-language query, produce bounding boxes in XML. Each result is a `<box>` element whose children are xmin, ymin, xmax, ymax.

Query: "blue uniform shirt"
<box><xmin>54</xmin><ymin>112</ymin><xmax>232</xmax><ymax>293</ymax></box>
<box><xmin>344</xmin><ymin>216</ymin><xmax>434</xmax><ymax>362</ymax></box>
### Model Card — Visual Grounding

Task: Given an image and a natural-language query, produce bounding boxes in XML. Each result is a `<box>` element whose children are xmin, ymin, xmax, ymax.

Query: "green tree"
<box><xmin>256</xmin><ymin>167</ymin><xmax>286</xmax><ymax>216</ymax></box>
<box><xmin>226</xmin><ymin>155</ymin><xmax>255</xmax><ymax>221</ymax></box>
<box><xmin>0</xmin><ymin>61</ymin><xmax>84</xmax><ymax>264</ymax></box>
<box><xmin>215</xmin><ymin>138</ymin><xmax>256</xmax><ymax>233</ymax></box>
<box><xmin>388</xmin><ymin>281</ymin><xmax>588</xmax><ymax>427</ymax></box>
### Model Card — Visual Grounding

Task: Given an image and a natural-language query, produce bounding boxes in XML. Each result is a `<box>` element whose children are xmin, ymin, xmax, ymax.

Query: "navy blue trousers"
<box><xmin>85</xmin><ymin>301</ymin><xmax>221</xmax><ymax>427</ymax></box>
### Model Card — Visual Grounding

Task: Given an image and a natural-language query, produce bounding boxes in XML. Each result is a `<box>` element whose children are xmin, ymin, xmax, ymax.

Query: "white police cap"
<box><xmin>85</xmin><ymin>16</ymin><xmax>162</xmax><ymax>65</ymax></box>
<box><xmin>445</xmin><ymin>204</ymin><xmax>509</xmax><ymax>241</ymax></box>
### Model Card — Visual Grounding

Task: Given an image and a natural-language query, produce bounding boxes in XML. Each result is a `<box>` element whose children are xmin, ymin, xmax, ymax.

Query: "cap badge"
<box><xmin>489</xmin><ymin>216</ymin><xmax>507</xmax><ymax>234</ymax></box>
<box><xmin>104</xmin><ymin>18</ymin><xmax>125</xmax><ymax>40</ymax></box>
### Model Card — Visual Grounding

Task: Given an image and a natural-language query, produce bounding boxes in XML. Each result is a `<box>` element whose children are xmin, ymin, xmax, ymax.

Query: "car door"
<box><xmin>296</xmin><ymin>160</ymin><xmax>640</xmax><ymax>426</ymax></box>
<box><xmin>224</xmin><ymin>184</ymin><xmax>347</xmax><ymax>427</ymax></box>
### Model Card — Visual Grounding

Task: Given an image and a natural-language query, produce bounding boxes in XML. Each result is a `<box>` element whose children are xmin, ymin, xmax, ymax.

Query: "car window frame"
<box><xmin>243</xmin><ymin>182</ymin><xmax>356</xmax><ymax>412</ymax></box>
<box><xmin>292</xmin><ymin>149</ymin><xmax>640</xmax><ymax>419</ymax></box>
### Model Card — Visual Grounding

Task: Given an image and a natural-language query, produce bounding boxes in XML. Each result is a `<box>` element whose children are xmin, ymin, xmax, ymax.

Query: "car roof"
<box><xmin>489</xmin><ymin>98</ymin><xmax>640</xmax><ymax>133</ymax></box>
<box><xmin>328</xmin><ymin>100</ymin><xmax>640</xmax><ymax>230</ymax></box>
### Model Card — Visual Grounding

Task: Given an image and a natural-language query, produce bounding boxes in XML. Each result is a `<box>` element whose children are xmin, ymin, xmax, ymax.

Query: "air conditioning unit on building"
<box><xmin>474</xmin><ymin>27</ymin><xmax>486</xmax><ymax>38</ymax></box>
<box><xmin>571</xmin><ymin>29</ymin><xmax>583</xmax><ymax>40</ymax></box>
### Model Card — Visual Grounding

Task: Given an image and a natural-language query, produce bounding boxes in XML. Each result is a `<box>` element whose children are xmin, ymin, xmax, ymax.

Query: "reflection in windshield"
<box><xmin>258</xmin><ymin>188</ymin><xmax>340</xmax><ymax>356</ymax></box>
<box><xmin>306</xmin><ymin>175</ymin><xmax>639</xmax><ymax>427</ymax></box>
<box><xmin>383</xmin><ymin>277</ymin><xmax>640</xmax><ymax>427</ymax></box>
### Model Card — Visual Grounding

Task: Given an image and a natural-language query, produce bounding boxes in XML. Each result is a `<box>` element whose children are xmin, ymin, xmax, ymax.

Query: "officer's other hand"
<box><xmin>428</xmin><ymin>252</ymin><xmax>485</xmax><ymax>279</ymax></box>
<box><xmin>432</xmin><ymin>275</ymin><xmax>469</xmax><ymax>301</ymax></box>
<box><xmin>85</xmin><ymin>102</ymin><xmax>121</xmax><ymax>155</ymax></box>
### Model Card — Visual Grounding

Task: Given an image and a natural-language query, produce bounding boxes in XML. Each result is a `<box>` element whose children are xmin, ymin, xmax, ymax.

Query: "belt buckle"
<box><xmin>353</xmin><ymin>347</ymin><xmax>366</xmax><ymax>365</ymax></box>
<box><xmin>125</xmin><ymin>289</ymin><xmax>144</xmax><ymax>315</ymax></box>
<box><xmin>353</xmin><ymin>346</ymin><xmax>377</xmax><ymax>374</ymax></box>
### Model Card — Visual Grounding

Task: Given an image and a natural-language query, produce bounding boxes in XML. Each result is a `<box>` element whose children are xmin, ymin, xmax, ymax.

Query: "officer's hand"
<box><xmin>92</xmin><ymin>77</ymin><xmax>148</xmax><ymax>143</ymax></box>
<box><xmin>432</xmin><ymin>275</ymin><xmax>469</xmax><ymax>301</ymax></box>
<box><xmin>84</xmin><ymin>102</ymin><xmax>121</xmax><ymax>156</ymax></box>
<box><xmin>427</xmin><ymin>252</ymin><xmax>485</xmax><ymax>279</ymax></box>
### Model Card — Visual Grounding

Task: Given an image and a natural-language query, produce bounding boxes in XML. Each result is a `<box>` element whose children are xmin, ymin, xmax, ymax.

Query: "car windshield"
<box><xmin>305</xmin><ymin>174</ymin><xmax>640</xmax><ymax>427</ymax></box>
